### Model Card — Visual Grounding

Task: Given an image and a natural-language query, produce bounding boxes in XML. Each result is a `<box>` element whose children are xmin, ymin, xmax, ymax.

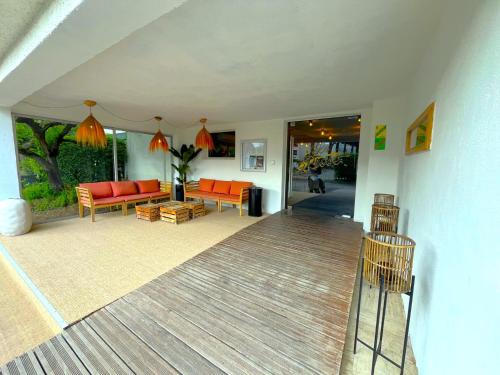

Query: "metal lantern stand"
<box><xmin>353</xmin><ymin>232</ymin><xmax>416</xmax><ymax>375</ymax></box>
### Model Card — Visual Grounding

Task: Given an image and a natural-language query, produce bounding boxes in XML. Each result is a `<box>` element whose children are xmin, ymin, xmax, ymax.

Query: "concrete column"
<box><xmin>0</xmin><ymin>107</ymin><xmax>21</xmax><ymax>199</ymax></box>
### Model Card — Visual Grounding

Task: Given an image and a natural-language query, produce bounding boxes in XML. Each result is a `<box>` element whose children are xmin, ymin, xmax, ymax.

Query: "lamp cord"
<box><xmin>21</xmin><ymin>100</ymin><xmax>195</xmax><ymax>128</ymax></box>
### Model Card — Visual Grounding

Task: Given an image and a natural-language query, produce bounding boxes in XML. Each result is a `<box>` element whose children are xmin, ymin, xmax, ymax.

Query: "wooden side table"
<box><xmin>160</xmin><ymin>204</ymin><xmax>190</xmax><ymax>224</ymax></box>
<box><xmin>182</xmin><ymin>200</ymin><xmax>206</xmax><ymax>219</ymax></box>
<box><xmin>135</xmin><ymin>203</ymin><xmax>163</xmax><ymax>222</ymax></box>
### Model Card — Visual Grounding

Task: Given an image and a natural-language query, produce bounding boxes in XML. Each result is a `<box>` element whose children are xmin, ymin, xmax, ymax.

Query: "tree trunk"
<box><xmin>45</xmin><ymin>156</ymin><xmax>64</xmax><ymax>192</ymax></box>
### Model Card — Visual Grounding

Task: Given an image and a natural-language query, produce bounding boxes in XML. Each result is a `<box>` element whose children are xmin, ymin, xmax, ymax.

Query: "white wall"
<box><xmin>395</xmin><ymin>1</ymin><xmax>500</xmax><ymax>373</ymax></box>
<box><xmin>0</xmin><ymin>107</ymin><xmax>21</xmax><ymax>199</ymax></box>
<box><xmin>126</xmin><ymin>132</ymin><xmax>172</xmax><ymax>181</ymax></box>
<box><xmin>178</xmin><ymin>119</ymin><xmax>286</xmax><ymax>213</ymax></box>
<box><xmin>357</xmin><ymin>96</ymin><xmax>408</xmax><ymax>229</ymax></box>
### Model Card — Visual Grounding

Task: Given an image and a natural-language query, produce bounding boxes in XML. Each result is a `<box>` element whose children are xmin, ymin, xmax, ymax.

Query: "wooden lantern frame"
<box><xmin>374</xmin><ymin>193</ymin><xmax>395</xmax><ymax>205</ymax></box>
<box><xmin>370</xmin><ymin>204</ymin><xmax>399</xmax><ymax>233</ymax></box>
<box><xmin>363</xmin><ymin>231</ymin><xmax>416</xmax><ymax>294</ymax></box>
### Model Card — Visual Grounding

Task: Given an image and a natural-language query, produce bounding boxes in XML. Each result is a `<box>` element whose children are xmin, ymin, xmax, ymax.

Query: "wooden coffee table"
<box><xmin>182</xmin><ymin>200</ymin><xmax>206</xmax><ymax>219</ymax></box>
<box><xmin>135</xmin><ymin>202</ymin><xmax>164</xmax><ymax>222</ymax></box>
<box><xmin>160</xmin><ymin>203</ymin><xmax>190</xmax><ymax>224</ymax></box>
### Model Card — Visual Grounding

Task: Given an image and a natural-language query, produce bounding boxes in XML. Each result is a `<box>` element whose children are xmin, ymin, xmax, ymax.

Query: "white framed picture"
<box><xmin>241</xmin><ymin>139</ymin><xmax>267</xmax><ymax>172</ymax></box>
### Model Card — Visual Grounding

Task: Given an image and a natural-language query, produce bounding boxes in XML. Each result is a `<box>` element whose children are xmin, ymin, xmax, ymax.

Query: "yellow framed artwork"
<box><xmin>406</xmin><ymin>102</ymin><xmax>435</xmax><ymax>154</ymax></box>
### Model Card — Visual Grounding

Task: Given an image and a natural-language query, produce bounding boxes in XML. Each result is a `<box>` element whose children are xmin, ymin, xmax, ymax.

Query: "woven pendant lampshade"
<box><xmin>195</xmin><ymin>118</ymin><xmax>214</xmax><ymax>150</ymax></box>
<box><xmin>76</xmin><ymin>100</ymin><xmax>107</xmax><ymax>148</ymax></box>
<box><xmin>149</xmin><ymin>116</ymin><xmax>169</xmax><ymax>153</ymax></box>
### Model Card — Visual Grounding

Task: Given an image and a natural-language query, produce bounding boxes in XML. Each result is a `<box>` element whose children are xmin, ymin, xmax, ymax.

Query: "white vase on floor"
<box><xmin>0</xmin><ymin>198</ymin><xmax>33</xmax><ymax>236</ymax></box>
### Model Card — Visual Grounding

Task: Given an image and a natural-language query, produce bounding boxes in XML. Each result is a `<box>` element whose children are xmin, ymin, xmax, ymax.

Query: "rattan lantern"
<box><xmin>354</xmin><ymin>231</ymin><xmax>417</xmax><ymax>374</ymax></box>
<box><xmin>370</xmin><ymin>203</ymin><xmax>399</xmax><ymax>233</ymax></box>
<box><xmin>363</xmin><ymin>231</ymin><xmax>415</xmax><ymax>293</ymax></box>
<box><xmin>374</xmin><ymin>193</ymin><xmax>395</xmax><ymax>205</ymax></box>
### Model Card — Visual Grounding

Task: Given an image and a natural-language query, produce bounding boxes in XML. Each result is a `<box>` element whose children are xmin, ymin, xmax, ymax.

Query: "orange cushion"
<box><xmin>93</xmin><ymin>196</ymin><xmax>125</xmax><ymax>205</ymax></box>
<box><xmin>199</xmin><ymin>178</ymin><xmax>215</xmax><ymax>192</ymax></box>
<box><xmin>122</xmin><ymin>193</ymin><xmax>150</xmax><ymax>202</ymax></box>
<box><xmin>149</xmin><ymin>191</ymin><xmax>169</xmax><ymax>198</ymax></box>
<box><xmin>136</xmin><ymin>179</ymin><xmax>160</xmax><ymax>193</ymax></box>
<box><xmin>80</xmin><ymin>182</ymin><xmax>113</xmax><ymax>199</ymax></box>
<box><xmin>110</xmin><ymin>181</ymin><xmax>138</xmax><ymax>197</ymax></box>
<box><xmin>213</xmin><ymin>180</ymin><xmax>231</xmax><ymax>194</ymax></box>
<box><xmin>230</xmin><ymin>181</ymin><xmax>252</xmax><ymax>196</ymax></box>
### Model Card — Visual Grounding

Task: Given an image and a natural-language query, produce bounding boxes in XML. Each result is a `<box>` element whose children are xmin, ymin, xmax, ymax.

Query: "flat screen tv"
<box><xmin>208</xmin><ymin>131</ymin><xmax>236</xmax><ymax>158</ymax></box>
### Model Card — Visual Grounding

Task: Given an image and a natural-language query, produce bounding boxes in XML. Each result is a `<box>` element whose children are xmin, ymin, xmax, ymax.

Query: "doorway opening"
<box><xmin>285</xmin><ymin>115</ymin><xmax>361</xmax><ymax>218</ymax></box>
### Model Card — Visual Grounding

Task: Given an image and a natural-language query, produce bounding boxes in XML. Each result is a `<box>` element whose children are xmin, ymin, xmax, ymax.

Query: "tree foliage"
<box><xmin>170</xmin><ymin>144</ymin><xmax>202</xmax><ymax>183</ymax></box>
<box><xmin>16</xmin><ymin>117</ymin><xmax>128</xmax><ymax>211</ymax></box>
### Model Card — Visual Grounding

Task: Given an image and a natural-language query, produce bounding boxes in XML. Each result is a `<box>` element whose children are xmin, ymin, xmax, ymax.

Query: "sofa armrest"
<box><xmin>160</xmin><ymin>181</ymin><xmax>172</xmax><ymax>194</ymax></box>
<box><xmin>240</xmin><ymin>185</ymin><xmax>252</xmax><ymax>202</ymax></box>
<box><xmin>184</xmin><ymin>180</ymin><xmax>200</xmax><ymax>194</ymax></box>
<box><xmin>75</xmin><ymin>187</ymin><xmax>94</xmax><ymax>207</ymax></box>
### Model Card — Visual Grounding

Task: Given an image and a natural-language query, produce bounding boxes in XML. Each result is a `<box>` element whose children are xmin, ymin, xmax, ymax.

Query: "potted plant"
<box><xmin>170</xmin><ymin>144</ymin><xmax>202</xmax><ymax>201</ymax></box>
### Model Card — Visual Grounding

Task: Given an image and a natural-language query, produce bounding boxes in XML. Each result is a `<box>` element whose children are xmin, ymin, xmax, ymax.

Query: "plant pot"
<box><xmin>175</xmin><ymin>184</ymin><xmax>184</xmax><ymax>201</ymax></box>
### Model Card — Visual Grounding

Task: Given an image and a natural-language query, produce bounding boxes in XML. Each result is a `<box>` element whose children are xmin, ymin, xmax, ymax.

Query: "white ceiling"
<box><xmin>16</xmin><ymin>0</ymin><xmax>446</xmax><ymax>129</ymax></box>
<box><xmin>0</xmin><ymin>0</ymin><xmax>52</xmax><ymax>63</ymax></box>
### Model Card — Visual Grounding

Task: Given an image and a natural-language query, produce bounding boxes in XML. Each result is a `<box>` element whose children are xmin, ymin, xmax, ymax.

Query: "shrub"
<box><xmin>22</xmin><ymin>182</ymin><xmax>54</xmax><ymax>201</ymax></box>
<box><xmin>27</xmin><ymin>185</ymin><xmax>78</xmax><ymax>212</ymax></box>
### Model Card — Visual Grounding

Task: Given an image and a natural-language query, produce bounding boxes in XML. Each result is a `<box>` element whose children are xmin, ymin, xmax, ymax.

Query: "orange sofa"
<box><xmin>76</xmin><ymin>179</ymin><xmax>171</xmax><ymax>222</ymax></box>
<box><xmin>184</xmin><ymin>179</ymin><xmax>253</xmax><ymax>216</ymax></box>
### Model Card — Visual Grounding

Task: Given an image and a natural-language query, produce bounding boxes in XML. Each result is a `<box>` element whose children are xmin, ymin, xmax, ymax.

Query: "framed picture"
<box><xmin>208</xmin><ymin>131</ymin><xmax>236</xmax><ymax>158</ymax></box>
<box><xmin>241</xmin><ymin>139</ymin><xmax>267</xmax><ymax>172</ymax></box>
<box><xmin>374</xmin><ymin>124</ymin><xmax>387</xmax><ymax>151</ymax></box>
<box><xmin>406</xmin><ymin>102</ymin><xmax>435</xmax><ymax>154</ymax></box>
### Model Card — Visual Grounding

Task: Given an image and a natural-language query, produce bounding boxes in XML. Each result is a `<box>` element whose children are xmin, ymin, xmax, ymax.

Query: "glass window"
<box><xmin>15</xmin><ymin>116</ymin><xmax>115</xmax><ymax>222</ymax></box>
<box><xmin>117</xmin><ymin>130</ymin><xmax>172</xmax><ymax>182</ymax></box>
<box><xmin>15</xmin><ymin>116</ymin><xmax>171</xmax><ymax>223</ymax></box>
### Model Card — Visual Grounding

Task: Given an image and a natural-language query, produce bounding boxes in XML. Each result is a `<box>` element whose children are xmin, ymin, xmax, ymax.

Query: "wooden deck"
<box><xmin>1</xmin><ymin>212</ymin><xmax>363</xmax><ymax>375</ymax></box>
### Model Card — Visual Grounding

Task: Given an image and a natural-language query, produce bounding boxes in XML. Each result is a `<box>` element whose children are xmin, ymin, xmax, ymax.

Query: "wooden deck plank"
<box><xmin>34</xmin><ymin>335</ymin><xmax>90</xmax><ymax>375</ymax></box>
<box><xmin>159</xmin><ymin>270</ymin><xmax>343</xmax><ymax>353</ymax></box>
<box><xmin>0</xmin><ymin>352</ymin><xmax>44</xmax><ymax>375</ymax></box>
<box><xmin>131</xmin><ymin>280</ymin><xmax>321</xmax><ymax>375</ymax></box>
<box><xmin>141</xmin><ymin>277</ymin><xmax>338</xmax><ymax>374</ymax></box>
<box><xmin>123</xmin><ymin>289</ymin><xmax>275</xmax><ymax>375</ymax></box>
<box><xmin>63</xmin><ymin>322</ymin><xmax>134</xmax><ymax>374</ymax></box>
<box><xmin>85</xmin><ymin>310</ymin><xmax>181</xmax><ymax>375</ymax></box>
<box><xmin>2</xmin><ymin>212</ymin><xmax>363</xmax><ymax>375</ymax></box>
<box><xmin>106</xmin><ymin>300</ymin><xmax>225</xmax><ymax>375</ymax></box>
<box><xmin>188</xmin><ymin>251</ymin><xmax>352</xmax><ymax>310</ymax></box>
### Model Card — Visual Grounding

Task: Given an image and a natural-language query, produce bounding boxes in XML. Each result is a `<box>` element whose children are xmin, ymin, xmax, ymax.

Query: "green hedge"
<box><xmin>22</xmin><ymin>183</ymin><xmax>77</xmax><ymax>212</ymax></box>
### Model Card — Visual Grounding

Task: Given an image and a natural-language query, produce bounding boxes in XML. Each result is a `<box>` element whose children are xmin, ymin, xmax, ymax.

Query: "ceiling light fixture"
<box><xmin>76</xmin><ymin>100</ymin><xmax>107</xmax><ymax>148</ymax></box>
<box><xmin>195</xmin><ymin>118</ymin><xmax>214</xmax><ymax>150</ymax></box>
<box><xmin>149</xmin><ymin>116</ymin><xmax>169</xmax><ymax>153</ymax></box>
<box><xmin>321</xmin><ymin>130</ymin><xmax>325</xmax><ymax>136</ymax></box>
<box><xmin>328</xmin><ymin>135</ymin><xmax>333</xmax><ymax>140</ymax></box>
<box><xmin>309</xmin><ymin>120</ymin><xmax>313</xmax><ymax>127</ymax></box>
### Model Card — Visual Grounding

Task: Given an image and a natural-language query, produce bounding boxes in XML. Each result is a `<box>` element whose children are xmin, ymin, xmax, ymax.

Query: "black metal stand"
<box><xmin>353</xmin><ymin>258</ymin><xmax>415</xmax><ymax>375</ymax></box>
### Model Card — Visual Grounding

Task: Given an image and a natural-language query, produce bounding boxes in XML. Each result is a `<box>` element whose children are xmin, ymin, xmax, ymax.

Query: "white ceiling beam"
<box><xmin>0</xmin><ymin>0</ymin><xmax>187</xmax><ymax>106</ymax></box>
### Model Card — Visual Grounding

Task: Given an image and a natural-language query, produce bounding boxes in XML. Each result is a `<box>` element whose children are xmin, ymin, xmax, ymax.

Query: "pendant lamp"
<box><xmin>149</xmin><ymin>116</ymin><xmax>169</xmax><ymax>153</ymax></box>
<box><xmin>195</xmin><ymin>117</ymin><xmax>214</xmax><ymax>150</ymax></box>
<box><xmin>76</xmin><ymin>100</ymin><xmax>107</xmax><ymax>148</ymax></box>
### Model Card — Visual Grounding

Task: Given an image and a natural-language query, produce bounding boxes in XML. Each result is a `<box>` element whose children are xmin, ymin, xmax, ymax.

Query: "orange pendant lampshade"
<box><xmin>149</xmin><ymin>116</ymin><xmax>169</xmax><ymax>153</ymax></box>
<box><xmin>195</xmin><ymin>118</ymin><xmax>214</xmax><ymax>150</ymax></box>
<box><xmin>76</xmin><ymin>100</ymin><xmax>107</xmax><ymax>148</ymax></box>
